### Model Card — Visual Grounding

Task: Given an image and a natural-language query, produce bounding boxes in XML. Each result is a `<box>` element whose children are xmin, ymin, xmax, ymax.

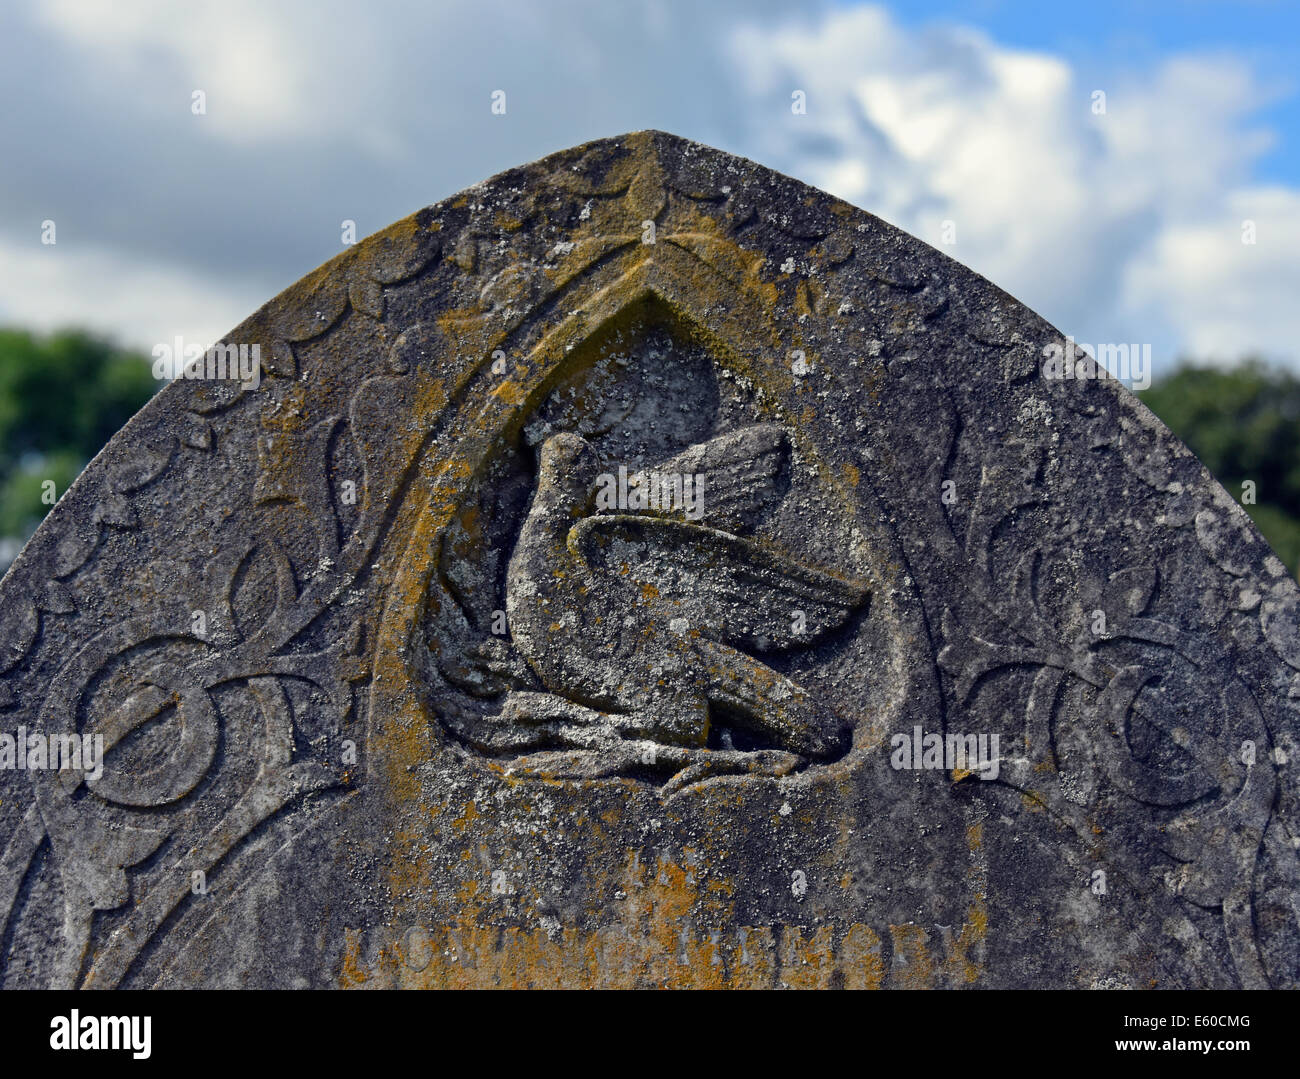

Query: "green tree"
<box><xmin>1140</xmin><ymin>359</ymin><xmax>1300</xmax><ymax>575</ymax></box>
<box><xmin>0</xmin><ymin>328</ymin><xmax>156</xmax><ymax>547</ymax></box>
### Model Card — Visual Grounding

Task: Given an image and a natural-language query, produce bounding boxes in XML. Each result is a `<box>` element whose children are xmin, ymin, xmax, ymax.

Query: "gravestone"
<box><xmin>1</xmin><ymin>131</ymin><xmax>1298</xmax><ymax>989</ymax></box>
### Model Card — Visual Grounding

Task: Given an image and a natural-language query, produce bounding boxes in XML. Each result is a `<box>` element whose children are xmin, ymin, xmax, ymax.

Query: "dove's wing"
<box><xmin>572</xmin><ymin>514</ymin><xmax>869</xmax><ymax>650</ymax></box>
<box><xmin>632</xmin><ymin>423</ymin><xmax>789</xmax><ymax>534</ymax></box>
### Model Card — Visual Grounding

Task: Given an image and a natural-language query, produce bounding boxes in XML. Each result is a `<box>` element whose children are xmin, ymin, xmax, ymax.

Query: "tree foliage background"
<box><xmin>1139</xmin><ymin>361</ymin><xmax>1300</xmax><ymax>575</ymax></box>
<box><xmin>0</xmin><ymin>328</ymin><xmax>1297</xmax><ymax>579</ymax></box>
<box><xmin>0</xmin><ymin>329</ymin><xmax>156</xmax><ymax>543</ymax></box>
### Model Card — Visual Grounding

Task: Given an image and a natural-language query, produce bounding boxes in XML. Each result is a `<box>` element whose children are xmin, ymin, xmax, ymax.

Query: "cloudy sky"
<box><xmin>2</xmin><ymin>0</ymin><xmax>1297</xmax><ymax>380</ymax></box>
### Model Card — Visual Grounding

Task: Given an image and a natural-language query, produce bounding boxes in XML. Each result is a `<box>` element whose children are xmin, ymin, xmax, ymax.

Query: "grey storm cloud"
<box><xmin>1</xmin><ymin>0</ymin><xmax>1296</xmax><ymax>374</ymax></box>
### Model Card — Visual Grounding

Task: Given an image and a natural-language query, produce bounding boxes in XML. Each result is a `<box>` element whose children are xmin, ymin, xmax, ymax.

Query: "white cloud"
<box><xmin>32</xmin><ymin>0</ymin><xmax>395</xmax><ymax>151</ymax></box>
<box><xmin>1126</xmin><ymin>186</ymin><xmax>1300</xmax><ymax>362</ymax></box>
<box><xmin>7</xmin><ymin>0</ymin><xmax>1298</xmax><ymax>372</ymax></box>
<box><xmin>0</xmin><ymin>237</ymin><xmax>264</xmax><ymax>352</ymax></box>
<box><xmin>726</xmin><ymin>7</ymin><xmax>1298</xmax><ymax>370</ymax></box>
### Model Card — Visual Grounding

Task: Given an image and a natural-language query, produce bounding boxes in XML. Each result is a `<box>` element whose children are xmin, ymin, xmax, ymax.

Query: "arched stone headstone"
<box><xmin>1</xmin><ymin>131</ymin><xmax>1297</xmax><ymax>988</ymax></box>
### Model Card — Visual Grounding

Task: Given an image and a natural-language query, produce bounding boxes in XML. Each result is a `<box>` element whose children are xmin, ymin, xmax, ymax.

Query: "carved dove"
<box><xmin>492</xmin><ymin>425</ymin><xmax>870</xmax><ymax>774</ymax></box>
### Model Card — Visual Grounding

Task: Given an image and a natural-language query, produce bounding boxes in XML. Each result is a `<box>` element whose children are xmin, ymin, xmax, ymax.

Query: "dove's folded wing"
<box><xmin>636</xmin><ymin>423</ymin><xmax>789</xmax><ymax>535</ymax></box>
<box><xmin>572</xmin><ymin>514</ymin><xmax>869</xmax><ymax>650</ymax></box>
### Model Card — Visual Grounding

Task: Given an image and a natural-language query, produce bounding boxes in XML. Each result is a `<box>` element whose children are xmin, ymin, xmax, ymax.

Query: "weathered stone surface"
<box><xmin>1</xmin><ymin>131</ymin><xmax>1298</xmax><ymax>989</ymax></box>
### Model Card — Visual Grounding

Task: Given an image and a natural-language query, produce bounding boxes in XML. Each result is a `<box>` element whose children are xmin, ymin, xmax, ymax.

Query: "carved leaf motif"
<box><xmin>39</xmin><ymin>581</ymin><xmax>76</xmax><ymax>615</ymax></box>
<box><xmin>0</xmin><ymin>604</ymin><xmax>39</xmax><ymax>674</ymax></box>
<box><xmin>108</xmin><ymin>443</ymin><xmax>175</xmax><ymax>494</ymax></box>
<box><xmin>53</xmin><ymin>525</ymin><xmax>100</xmax><ymax>577</ymax></box>
<box><xmin>1104</xmin><ymin>564</ymin><xmax>1158</xmax><ymax>618</ymax></box>
<box><xmin>1260</xmin><ymin>589</ymin><xmax>1300</xmax><ymax>672</ymax></box>
<box><xmin>348</xmin><ymin>277</ymin><xmax>385</xmax><ymax>319</ymax></box>
<box><xmin>1195</xmin><ymin>508</ymin><xmax>1253</xmax><ymax>577</ymax></box>
<box><xmin>229</xmin><ymin>542</ymin><xmax>296</xmax><ymax>641</ymax></box>
<box><xmin>181</xmin><ymin>413</ymin><xmax>214</xmax><ymax>450</ymax></box>
<box><xmin>92</xmin><ymin>493</ymin><xmax>138</xmax><ymax>529</ymax></box>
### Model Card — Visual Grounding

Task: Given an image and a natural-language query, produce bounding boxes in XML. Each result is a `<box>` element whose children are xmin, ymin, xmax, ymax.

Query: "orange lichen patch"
<box><xmin>888</xmin><ymin>923</ymin><xmax>934</xmax><ymax>989</ymax></box>
<box><xmin>779</xmin><ymin>925</ymin><xmax>836</xmax><ymax>989</ymax></box>
<box><xmin>340</xmin><ymin>818</ymin><xmax>984</xmax><ymax>989</ymax></box>
<box><xmin>626</xmin><ymin>858</ymin><xmax>731</xmax><ymax>989</ymax></box>
<box><xmin>368</xmin><ymin>666</ymin><xmax>427</xmax><ymax>807</ymax></box>
<box><xmin>946</xmin><ymin>908</ymin><xmax>988</xmax><ymax>986</ymax></box>
<box><xmin>434</xmin><ymin>305</ymin><xmax>496</xmax><ymax>342</ymax></box>
<box><xmin>491</xmin><ymin>379</ymin><xmax>528</xmax><ymax>407</ymax></box>
<box><xmin>339</xmin><ymin>928</ymin><xmax>370</xmax><ymax>988</ymax></box>
<box><xmin>726</xmin><ymin>926</ymin><xmax>778</xmax><ymax>990</ymax></box>
<box><xmin>795</xmin><ymin>278</ymin><xmax>829</xmax><ymax>319</ymax></box>
<box><xmin>840</xmin><ymin>924</ymin><xmax>885</xmax><ymax>989</ymax></box>
<box><xmin>413</xmin><ymin>377</ymin><xmax>450</xmax><ymax>425</ymax></box>
<box><xmin>454</xmin><ymin>874</ymin><xmax>483</xmax><ymax>908</ymax></box>
<box><xmin>625</xmin><ymin>135</ymin><xmax>668</xmax><ymax>222</ymax></box>
<box><xmin>452</xmin><ymin>801</ymin><xmax>480</xmax><ymax>833</ymax></box>
<box><xmin>842</xmin><ymin>462</ymin><xmax>860</xmax><ymax>488</ymax></box>
<box><xmin>387</xmin><ymin>827</ymin><xmax>433</xmax><ymax>897</ymax></box>
<box><xmin>427</xmin><ymin>458</ymin><xmax>476</xmax><ymax>505</ymax></box>
<box><xmin>365</xmin><ymin>210</ymin><xmax>434</xmax><ymax>259</ymax></box>
<box><xmin>346</xmin><ymin>913</ymin><xmax>953</xmax><ymax>989</ymax></box>
<box><xmin>946</xmin><ymin>819</ymin><xmax>989</xmax><ymax>986</ymax></box>
<box><xmin>862</xmin><ymin>368</ymin><xmax>884</xmax><ymax>405</ymax></box>
<box><xmin>365</xmin><ymin>436</ymin><xmax>464</xmax><ymax>830</ymax></box>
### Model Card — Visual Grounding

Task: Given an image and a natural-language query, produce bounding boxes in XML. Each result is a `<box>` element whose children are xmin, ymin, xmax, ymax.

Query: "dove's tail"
<box><xmin>696</xmin><ymin>640</ymin><xmax>851</xmax><ymax>759</ymax></box>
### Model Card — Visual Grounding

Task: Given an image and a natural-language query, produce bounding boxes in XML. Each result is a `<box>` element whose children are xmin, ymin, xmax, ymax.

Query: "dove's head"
<box><xmin>536</xmin><ymin>432</ymin><xmax>600</xmax><ymax>513</ymax></box>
